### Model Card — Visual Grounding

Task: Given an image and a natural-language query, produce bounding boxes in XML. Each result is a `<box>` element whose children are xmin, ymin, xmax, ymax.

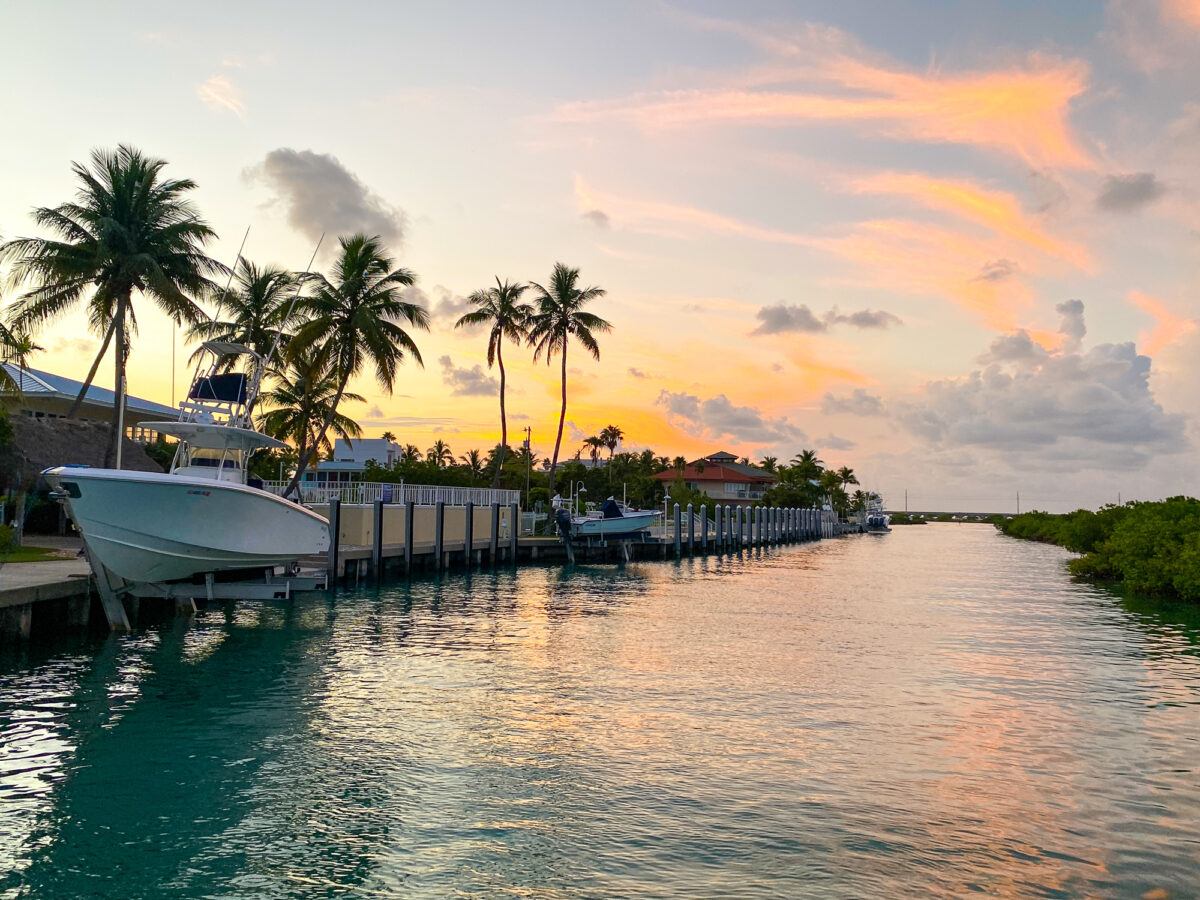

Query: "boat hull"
<box><xmin>43</xmin><ymin>467</ymin><xmax>330</xmax><ymax>584</ymax></box>
<box><xmin>571</xmin><ymin>511</ymin><xmax>659</xmax><ymax>536</ymax></box>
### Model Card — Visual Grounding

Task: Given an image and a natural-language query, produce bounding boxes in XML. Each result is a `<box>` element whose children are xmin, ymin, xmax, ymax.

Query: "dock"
<box><xmin>1</xmin><ymin>501</ymin><xmax>842</xmax><ymax>643</ymax></box>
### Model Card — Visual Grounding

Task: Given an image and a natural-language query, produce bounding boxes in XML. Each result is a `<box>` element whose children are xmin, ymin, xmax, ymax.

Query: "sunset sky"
<box><xmin>2</xmin><ymin>1</ymin><xmax>1198</xmax><ymax>511</ymax></box>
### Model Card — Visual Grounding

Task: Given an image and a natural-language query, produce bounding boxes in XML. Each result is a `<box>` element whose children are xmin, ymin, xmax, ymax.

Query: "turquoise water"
<box><xmin>2</xmin><ymin>525</ymin><xmax>1198</xmax><ymax>897</ymax></box>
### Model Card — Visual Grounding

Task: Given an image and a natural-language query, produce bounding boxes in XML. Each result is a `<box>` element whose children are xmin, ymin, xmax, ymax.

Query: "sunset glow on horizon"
<box><xmin>2</xmin><ymin>1</ymin><xmax>1198</xmax><ymax>511</ymax></box>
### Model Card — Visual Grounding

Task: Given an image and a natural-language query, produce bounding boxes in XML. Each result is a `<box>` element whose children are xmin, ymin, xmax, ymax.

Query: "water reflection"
<box><xmin>0</xmin><ymin>525</ymin><xmax>1197</xmax><ymax>897</ymax></box>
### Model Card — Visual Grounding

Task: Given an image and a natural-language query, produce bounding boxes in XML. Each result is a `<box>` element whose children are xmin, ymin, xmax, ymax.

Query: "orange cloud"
<box><xmin>810</xmin><ymin>219</ymin><xmax>1036</xmax><ymax>331</ymax></box>
<box><xmin>1162</xmin><ymin>0</ymin><xmax>1200</xmax><ymax>28</ymax></box>
<box><xmin>848</xmin><ymin>171</ymin><xmax>1091</xmax><ymax>269</ymax></box>
<box><xmin>556</xmin><ymin>44</ymin><xmax>1092</xmax><ymax>169</ymax></box>
<box><xmin>574</xmin><ymin>176</ymin><xmax>815</xmax><ymax>249</ymax></box>
<box><xmin>1128</xmin><ymin>290</ymin><xmax>1198</xmax><ymax>354</ymax></box>
<box><xmin>576</xmin><ymin>178</ymin><xmax>1039</xmax><ymax>331</ymax></box>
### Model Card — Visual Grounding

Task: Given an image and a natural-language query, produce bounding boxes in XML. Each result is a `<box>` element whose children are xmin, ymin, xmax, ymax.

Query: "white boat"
<box><xmin>863</xmin><ymin>495</ymin><xmax>891</xmax><ymax>533</ymax></box>
<box><xmin>570</xmin><ymin>509</ymin><xmax>660</xmax><ymax>537</ymax></box>
<box><xmin>44</xmin><ymin>341</ymin><xmax>329</xmax><ymax>585</ymax></box>
<box><xmin>554</xmin><ymin>499</ymin><xmax>660</xmax><ymax>538</ymax></box>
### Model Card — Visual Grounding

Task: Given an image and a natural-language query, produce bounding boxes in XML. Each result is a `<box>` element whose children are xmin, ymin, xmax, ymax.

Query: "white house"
<box><xmin>301</xmin><ymin>438</ymin><xmax>402</xmax><ymax>485</ymax></box>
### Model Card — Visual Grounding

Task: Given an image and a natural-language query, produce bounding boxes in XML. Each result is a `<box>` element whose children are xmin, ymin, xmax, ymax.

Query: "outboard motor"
<box><xmin>554</xmin><ymin>508</ymin><xmax>573</xmax><ymax>538</ymax></box>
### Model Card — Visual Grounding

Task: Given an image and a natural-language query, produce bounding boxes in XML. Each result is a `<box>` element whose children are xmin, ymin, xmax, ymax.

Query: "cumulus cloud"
<box><xmin>818</xmin><ymin>434</ymin><xmax>857</xmax><ymax>451</ymax></box>
<box><xmin>752</xmin><ymin>304</ymin><xmax>902</xmax><ymax>335</ymax></box>
<box><xmin>438</xmin><ymin>355</ymin><xmax>498</xmax><ymax>396</ymax></box>
<box><xmin>581</xmin><ymin>209</ymin><xmax>610</xmax><ymax>228</ymax></box>
<box><xmin>657</xmin><ymin>390</ymin><xmax>806</xmax><ymax>445</ymax></box>
<box><xmin>197</xmin><ymin>74</ymin><xmax>245</xmax><ymax>117</ymax></box>
<box><xmin>628</xmin><ymin>367</ymin><xmax>649</xmax><ymax>378</ymax></box>
<box><xmin>1056</xmin><ymin>299</ymin><xmax>1086</xmax><ymax>352</ymax></box>
<box><xmin>821</xmin><ymin>389</ymin><xmax>885</xmax><ymax>416</ymax></box>
<box><xmin>1096</xmin><ymin>172</ymin><xmax>1166</xmax><ymax>212</ymax></box>
<box><xmin>897</xmin><ymin>303</ymin><xmax>1186</xmax><ymax>471</ymax></box>
<box><xmin>250</xmin><ymin>148</ymin><xmax>405</xmax><ymax>246</ymax></box>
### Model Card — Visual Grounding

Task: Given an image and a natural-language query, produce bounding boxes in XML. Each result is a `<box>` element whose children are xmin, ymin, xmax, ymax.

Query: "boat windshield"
<box><xmin>172</xmin><ymin>445</ymin><xmax>246</xmax><ymax>482</ymax></box>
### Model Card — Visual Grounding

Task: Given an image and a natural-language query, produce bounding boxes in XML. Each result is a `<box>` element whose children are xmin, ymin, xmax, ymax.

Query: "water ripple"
<box><xmin>1</xmin><ymin>524</ymin><xmax>1198</xmax><ymax>897</ymax></box>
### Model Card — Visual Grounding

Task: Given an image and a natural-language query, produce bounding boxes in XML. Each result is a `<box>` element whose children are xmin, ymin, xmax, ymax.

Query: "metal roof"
<box><xmin>1</xmin><ymin>362</ymin><xmax>178</xmax><ymax>417</ymax></box>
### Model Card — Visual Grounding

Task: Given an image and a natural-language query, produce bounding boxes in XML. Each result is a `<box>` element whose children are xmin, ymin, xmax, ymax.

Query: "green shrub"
<box><xmin>1003</xmin><ymin>497</ymin><xmax>1200</xmax><ymax>602</ymax></box>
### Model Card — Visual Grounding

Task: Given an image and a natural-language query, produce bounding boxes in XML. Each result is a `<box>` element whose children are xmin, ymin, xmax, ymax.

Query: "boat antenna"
<box><xmin>247</xmin><ymin>232</ymin><xmax>325</xmax><ymax>413</ymax></box>
<box><xmin>262</xmin><ymin>232</ymin><xmax>324</xmax><ymax>373</ymax></box>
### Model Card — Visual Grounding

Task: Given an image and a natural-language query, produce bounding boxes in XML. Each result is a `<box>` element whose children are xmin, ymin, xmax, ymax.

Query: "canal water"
<box><xmin>1</xmin><ymin>525</ymin><xmax>1198</xmax><ymax>897</ymax></box>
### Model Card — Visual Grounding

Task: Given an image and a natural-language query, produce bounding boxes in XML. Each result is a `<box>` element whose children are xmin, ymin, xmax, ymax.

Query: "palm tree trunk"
<box><xmin>68</xmin><ymin>316</ymin><xmax>118</xmax><ymax>419</ymax></box>
<box><xmin>106</xmin><ymin>297</ymin><xmax>128</xmax><ymax>468</ymax></box>
<box><xmin>493</xmin><ymin>343</ymin><xmax>506</xmax><ymax>489</ymax></box>
<box><xmin>285</xmin><ymin>370</ymin><xmax>348</xmax><ymax>498</ymax></box>
<box><xmin>548</xmin><ymin>336</ymin><xmax>567</xmax><ymax>495</ymax></box>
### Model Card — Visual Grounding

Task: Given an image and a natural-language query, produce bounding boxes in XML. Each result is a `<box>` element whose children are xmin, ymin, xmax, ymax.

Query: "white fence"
<box><xmin>263</xmin><ymin>480</ymin><xmax>521</xmax><ymax>507</ymax></box>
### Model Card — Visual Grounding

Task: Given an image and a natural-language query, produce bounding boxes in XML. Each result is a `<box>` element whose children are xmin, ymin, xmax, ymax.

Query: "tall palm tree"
<box><xmin>427</xmin><ymin>439</ymin><xmax>452</xmax><ymax>468</ymax></box>
<box><xmin>1</xmin><ymin>145</ymin><xmax>222</xmax><ymax>462</ymax></box>
<box><xmin>455</xmin><ymin>278</ymin><xmax>532</xmax><ymax>487</ymax></box>
<box><xmin>672</xmin><ymin>455</ymin><xmax>687</xmax><ymax>473</ymax></box>
<box><xmin>188</xmin><ymin>258</ymin><xmax>302</xmax><ymax>364</ymax></box>
<box><xmin>381</xmin><ymin>430</ymin><xmax>396</xmax><ymax>443</ymax></box>
<box><xmin>401</xmin><ymin>443</ymin><xmax>421</xmax><ymax>463</ymax></box>
<box><xmin>283</xmin><ymin>233</ymin><xmax>428</xmax><ymax>495</ymax></box>
<box><xmin>599</xmin><ymin>424</ymin><xmax>624</xmax><ymax>459</ymax></box>
<box><xmin>582</xmin><ymin>435</ymin><xmax>604</xmax><ymax>464</ymax></box>
<box><xmin>527</xmin><ymin>263</ymin><xmax>610</xmax><ymax>493</ymax></box>
<box><xmin>836</xmin><ymin>466</ymin><xmax>859</xmax><ymax>489</ymax></box>
<box><xmin>760</xmin><ymin>455</ymin><xmax>778</xmax><ymax>473</ymax></box>
<box><xmin>460</xmin><ymin>448</ymin><xmax>484</xmax><ymax>484</ymax></box>
<box><xmin>258</xmin><ymin>356</ymin><xmax>364</xmax><ymax>477</ymax></box>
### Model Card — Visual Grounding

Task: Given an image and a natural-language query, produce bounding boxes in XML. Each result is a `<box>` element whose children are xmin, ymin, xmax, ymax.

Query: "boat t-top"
<box><xmin>44</xmin><ymin>341</ymin><xmax>330</xmax><ymax>586</ymax></box>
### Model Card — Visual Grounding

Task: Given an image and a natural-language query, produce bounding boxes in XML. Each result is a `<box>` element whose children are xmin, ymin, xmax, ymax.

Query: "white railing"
<box><xmin>262</xmin><ymin>480</ymin><xmax>521</xmax><ymax>507</ymax></box>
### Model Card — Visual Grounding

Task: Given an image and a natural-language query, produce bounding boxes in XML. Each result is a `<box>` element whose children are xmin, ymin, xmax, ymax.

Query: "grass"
<box><xmin>0</xmin><ymin>546</ymin><xmax>73</xmax><ymax>563</ymax></box>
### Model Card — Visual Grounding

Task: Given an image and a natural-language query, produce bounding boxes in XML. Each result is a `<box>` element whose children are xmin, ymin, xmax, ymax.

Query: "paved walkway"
<box><xmin>0</xmin><ymin>536</ymin><xmax>91</xmax><ymax>607</ymax></box>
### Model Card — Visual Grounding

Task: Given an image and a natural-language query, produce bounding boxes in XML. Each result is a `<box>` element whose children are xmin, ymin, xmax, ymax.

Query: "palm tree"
<box><xmin>401</xmin><ymin>443</ymin><xmax>421</xmax><ymax>463</ymax></box>
<box><xmin>258</xmin><ymin>355</ymin><xmax>364</xmax><ymax>477</ymax></box>
<box><xmin>599</xmin><ymin>424</ymin><xmax>624</xmax><ymax>459</ymax></box>
<box><xmin>0</xmin><ymin>325</ymin><xmax>41</xmax><ymax>394</ymax></box>
<box><xmin>427</xmin><ymin>439</ymin><xmax>452</xmax><ymax>468</ymax></box>
<box><xmin>582</xmin><ymin>435</ymin><xmax>605</xmax><ymax>464</ymax></box>
<box><xmin>460</xmin><ymin>448</ymin><xmax>484</xmax><ymax>484</ymax></box>
<box><xmin>836</xmin><ymin>465</ymin><xmax>859</xmax><ymax>489</ymax></box>
<box><xmin>527</xmin><ymin>263</ymin><xmax>611</xmax><ymax>493</ymax></box>
<box><xmin>760</xmin><ymin>455</ymin><xmax>778</xmax><ymax>473</ymax></box>
<box><xmin>672</xmin><ymin>455</ymin><xmax>687</xmax><ymax>473</ymax></box>
<box><xmin>791</xmin><ymin>449</ymin><xmax>824</xmax><ymax>481</ymax></box>
<box><xmin>381</xmin><ymin>430</ymin><xmax>396</xmax><ymax>443</ymax></box>
<box><xmin>283</xmin><ymin>233</ymin><xmax>428</xmax><ymax>495</ymax></box>
<box><xmin>455</xmin><ymin>278</ymin><xmax>532</xmax><ymax>487</ymax></box>
<box><xmin>1</xmin><ymin>145</ymin><xmax>222</xmax><ymax>462</ymax></box>
<box><xmin>188</xmin><ymin>258</ymin><xmax>302</xmax><ymax>364</ymax></box>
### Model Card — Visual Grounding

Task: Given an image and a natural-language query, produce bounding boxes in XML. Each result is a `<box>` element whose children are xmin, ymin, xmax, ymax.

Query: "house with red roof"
<box><xmin>653</xmin><ymin>450</ymin><xmax>776</xmax><ymax>506</ymax></box>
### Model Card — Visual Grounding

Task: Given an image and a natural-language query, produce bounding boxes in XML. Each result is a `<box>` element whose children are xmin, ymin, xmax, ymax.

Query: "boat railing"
<box><xmin>261</xmin><ymin>480</ymin><xmax>522</xmax><ymax>508</ymax></box>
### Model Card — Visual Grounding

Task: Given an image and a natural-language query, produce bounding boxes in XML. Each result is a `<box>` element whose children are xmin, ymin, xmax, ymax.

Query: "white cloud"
<box><xmin>249</xmin><ymin>148</ymin><xmax>405</xmax><ymax>246</ymax></box>
<box><xmin>438</xmin><ymin>355</ymin><xmax>498</xmax><ymax>396</ymax></box>
<box><xmin>752</xmin><ymin>303</ymin><xmax>901</xmax><ymax>334</ymax></box>
<box><xmin>822</xmin><ymin>389</ymin><xmax>885</xmax><ymax>416</ymax></box>
<box><xmin>196</xmin><ymin>74</ymin><xmax>245</xmax><ymax>118</ymax></box>
<box><xmin>896</xmin><ymin>303</ymin><xmax>1186</xmax><ymax>471</ymax></box>
<box><xmin>657</xmin><ymin>389</ymin><xmax>806</xmax><ymax>447</ymax></box>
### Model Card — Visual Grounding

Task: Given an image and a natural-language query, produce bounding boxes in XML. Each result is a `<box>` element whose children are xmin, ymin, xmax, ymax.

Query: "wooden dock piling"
<box><xmin>327</xmin><ymin>498</ymin><xmax>341</xmax><ymax>582</ymax></box>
